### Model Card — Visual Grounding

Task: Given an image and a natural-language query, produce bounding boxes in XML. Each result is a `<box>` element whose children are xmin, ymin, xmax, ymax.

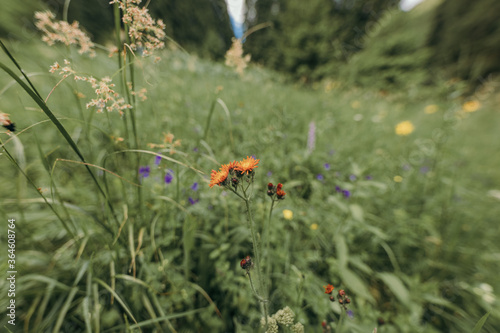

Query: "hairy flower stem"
<box><xmin>112</xmin><ymin>3</ymin><xmax>129</xmax><ymax>141</ymax></box>
<box><xmin>264</xmin><ymin>200</ymin><xmax>275</xmax><ymax>285</ymax></box>
<box><xmin>337</xmin><ymin>309</ymin><xmax>347</xmax><ymax>333</ymax></box>
<box><xmin>242</xmin><ymin>192</ymin><xmax>268</xmax><ymax>329</ymax></box>
<box><xmin>113</xmin><ymin>1</ymin><xmax>143</xmax><ymax>218</ymax></box>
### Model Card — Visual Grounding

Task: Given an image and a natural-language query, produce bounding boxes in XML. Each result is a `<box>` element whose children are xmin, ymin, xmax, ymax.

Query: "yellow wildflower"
<box><xmin>462</xmin><ymin>100</ymin><xmax>481</xmax><ymax>113</ymax></box>
<box><xmin>395</xmin><ymin>121</ymin><xmax>414</xmax><ymax>136</ymax></box>
<box><xmin>283</xmin><ymin>209</ymin><xmax>293</xmax><ymax>220</ymax></box>
<box><xmin>394</xmin><ymin>175</ymin><xmax>403</xmax><ymax>183</ymax></box>
<box><xmin>310</xmin><ymin>223</ymin><xmax>318</xmax><ymax>230</ymax></box>
<box><xmin>424</xmin><ymin>104</ymin><xmax>439</xmax><ymax>114</ymax></box>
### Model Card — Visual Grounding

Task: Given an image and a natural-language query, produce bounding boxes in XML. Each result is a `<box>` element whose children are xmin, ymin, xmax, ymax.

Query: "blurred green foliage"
<box><xmin>341</xmin><ymin>2</ymin><xmax>435</xmax><ymax>90</ymax></box>
<box><xmin>428</xmin><ymin>0</ymin><xmax>500</xmax><ymax>83</ymax></box>
<box><xmin>0</xmin><ymin>0</ymin><xmax>233</xmax><ymax>58</ymax></box>
<box><xmin>0</xmin><ymin>0</ymin><xmax>45</xmax><ymax>39</ymax></box>
<box><xmin>244</xmin><ymin>0</ymin><xmax>399</xmax><ymax>81</ymax></box>
<box><xmin>2</xmin><ymin>0</ymin><xmax>500</xmax><ymax>87</ymax></box>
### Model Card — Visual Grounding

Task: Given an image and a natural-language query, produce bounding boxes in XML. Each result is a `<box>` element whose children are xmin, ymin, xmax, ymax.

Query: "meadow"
<box><xmin>1</xmin><ymin>6</ymin><xmax>500</xmax><ymax>332</ymax></box>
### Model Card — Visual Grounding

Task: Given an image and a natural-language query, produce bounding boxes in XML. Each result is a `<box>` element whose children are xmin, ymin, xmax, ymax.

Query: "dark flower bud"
<box><xmin>3</xmin><ymin>122</ymin><xmax>15</xmax><ymax>132</ymax></box>
<box><xmin>231</xmin><ymin>177</ymin><xmax>239</xmax><ymax>188</ymax></box>
<box><xmin>240</xmin><ymin>256</ymin><xmax>252</xmax><ymax>270</ymax></box>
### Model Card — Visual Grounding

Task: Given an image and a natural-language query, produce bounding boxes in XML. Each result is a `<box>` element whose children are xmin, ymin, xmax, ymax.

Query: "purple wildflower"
<box><xmin>191</xmin><ymin>182</ymin><xmax>199</xmax><ymax>191</ymax></box>
<box><xmin>267</xmin><ymin>171</ymin><xmax>273</xmax><ymax>177</ymax></box>
<box><xmin>324</xmin><ymin>163</ymin><xmax>331</xmax><ymax>170</ymax></box>
<box><xmin>193</xmin><ymin>147</ymin><xmax>199</xmax><ymax>152</ymax></box>
<box><xmin>154</xmin><ymin>155</ymin><xmax>162</xmax><ymax>166</ymax></box>
<box><xmin>317</xmin><ymin>174</ymin><xmax>324</xmax><ymax>181</ymax></box>
<box><xmin>420</xmin><ymin>166</ymin><xmax>430</xmax><ymax>174</ymax></box>
<box><xmin>349</xmin><ymin>174</ymin><xmax>357</xmax><ymax>181</ymax></box>
<box><xmin>164</xmin><ymin>169</ymin><xmax>174</xmax><ymax>184</ymax></box>
<box><xmin>365</xmin><ymin>175</ymin><xmax>372</xmax><ymax>180</ymax></box>
<box><xmin>335</xmin><ymin>185</ymin><xmax>342</xmax><ymax>193</ymax></box>
<box><xmin>188</xmin><ymin>197</ymin><xmax>199</xmax><ymax>205</ymax></box>
<box><xmin>342</xmin><ymin>189</ymin><xmax>351</xmax><ymax>198</ymax></box>
<box><xmin>139</xmin><ymin>166</ymin><xmax>150</xmax><ymax>178</ymax></box>
<box><xmin>347</xmin><ymin>310</ymin><xmax>354</xmax><ymax>319</ymax></box>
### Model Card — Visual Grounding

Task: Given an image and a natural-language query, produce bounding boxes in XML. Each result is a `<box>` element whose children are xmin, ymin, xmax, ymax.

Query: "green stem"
<box><xmin>337</xmin><ymin>308</ymin><xmax>346</xmax><ymax>333</ymax></box>
<box><xmin>264</xmin><ymin>200</ymin><xmax>275</xmax><ymax>288</ymax></box>
<box><xmin>202</xmin><ymin>99</ymin><xmax>217</xmax><ymax>142</ymax></box>
<box><xmin>246</xmin><ymin>272</ymin><xmax>266</xmax><ymax>303</ymax></box>
<box><xmin>243</xmin><ymin>195</ymin><xmax>269</xmax><ymax>328</ymax></box>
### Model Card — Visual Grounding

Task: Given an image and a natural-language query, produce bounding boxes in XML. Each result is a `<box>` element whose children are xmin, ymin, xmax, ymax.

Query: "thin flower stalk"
<box><xmin>210</xmin><ymin>156</ymin><xmax>269</xmax><ymax>326</ymax></box>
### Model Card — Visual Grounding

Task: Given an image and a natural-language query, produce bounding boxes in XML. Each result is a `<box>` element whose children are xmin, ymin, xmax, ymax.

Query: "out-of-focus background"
<box><xmin>2</xmin><ymin>0</ymin><xmax>499</xmax><ymax>87</ymax></box>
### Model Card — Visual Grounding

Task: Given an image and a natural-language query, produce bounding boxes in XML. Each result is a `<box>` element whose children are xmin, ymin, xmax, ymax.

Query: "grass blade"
<box><xmin>472</xmin><ymin>312</ymin><xmax>490</xmax><ymax>333</ymax></box>
<box><xmin>94</xmin><ymin>278</ymin><xmax>138</xmax><ymax>325</ymax></box>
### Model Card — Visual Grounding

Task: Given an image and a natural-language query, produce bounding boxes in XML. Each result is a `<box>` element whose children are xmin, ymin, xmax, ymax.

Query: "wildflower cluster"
<box><xmin>261</xmin><ymin>307</ymin><xmax>304</xmax><ymax>333</ymax></box>
<box><xmin>48</xmin><ymin>60</ymin><xmax>132</xmax><ymax>114</ymax></box>
<box><xmin>34</xmin><ymin>11</ymin><xmax>96</xmax><ymax>57</ymax></box>
<box><xmin>267</xmin><ymin>183</ymin><xmax>286</xmax><ymax>201</ymax></box>
<box><xmin>209</xmin><ymin>156</ymin><xmax>259</xmax><ymax>189</ymax></box>
<box><xmin>225</xmin><ymin>38</ymin><xmax>251</xmax><ymax>75</ymax></box>
<box><xmin>147</xmin><ymin>132</ymin><xmax>182</xmax><ymax>155</ymax></box>
<box><xmin>138</xmin><ymin>155</ymin><xmax>199</xmax><ymax>205</ymax></box>
<box><xmin>0</xmin><ymin>113</ymin><xmax>15</xmax><ymax>132</ymax></box>
<box><xmin>85</xmin><ymin>76</ymin><xmax>132</xmax><ymax>114</ymax></box>
<box><xmin>324</xmin><ymin>284</ymin><xmax>351</xmax><ymax>310</ymax></box>
<box><xmin>110</xmin><ymin>0</ymin><xmax>166</xmax><ymax>56</ymax></box>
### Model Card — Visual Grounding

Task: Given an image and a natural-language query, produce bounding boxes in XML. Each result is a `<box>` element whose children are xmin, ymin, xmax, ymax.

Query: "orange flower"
<box><xmin>209</xmin><ymin>164</ymin><xmax>230</xmax><ymax>188</ymax></box>
<box><xmin>276</xmin><ymin>188</ymin><xmax>286</xmax><ymax>199</ymax></box>
<box><xmin>324</xmin><ymin>284</ymin><xmax>334</xmax><ymax>294</ymax></box>
<box><xmin>235</xmin><ymin>156</ymin><xmax>259</xmax><ymax>175</ymax></box>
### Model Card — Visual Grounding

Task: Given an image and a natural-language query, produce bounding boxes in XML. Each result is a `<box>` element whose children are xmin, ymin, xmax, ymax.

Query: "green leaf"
<box><xmin>472</xmin><ymin>312</ymin><xmax>490</xmax><ymax>333</ymax></box>
<box><xmin>349</xmin><ymin>204</ymin><xmax>364</xmax><ymax>221</ymax></box>
<box><xmin>377</xmin><ymin>272</ymin><xmax>411</xmax><ymax>307</ymax></box>
<box><xmin>340</xmin><ymin>268</ymin><xmax>374</xmax><ymax>303</ymax></box>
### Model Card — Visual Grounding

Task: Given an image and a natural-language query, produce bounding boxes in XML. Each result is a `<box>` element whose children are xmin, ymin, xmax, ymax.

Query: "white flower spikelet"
<box><xmin>260</xmin><ymin>316</ymin><xmax>278</xmax><ymax>333</ymax></box>
<box><xmin>273</xmin><ymin>306</ymin><xmax>295</xmax><ymax>327</ymax></box>
<box><xmin>291</xmin><ymin>322</ymin><xmax>305</xmax><ymax>333</ymax></box>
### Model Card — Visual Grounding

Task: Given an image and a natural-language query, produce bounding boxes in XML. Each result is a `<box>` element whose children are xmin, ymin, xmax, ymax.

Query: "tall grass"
<box><xmin>1</xmin><ymin>2</ymin><xmax>500</xmax><ymax>332</ymax></box>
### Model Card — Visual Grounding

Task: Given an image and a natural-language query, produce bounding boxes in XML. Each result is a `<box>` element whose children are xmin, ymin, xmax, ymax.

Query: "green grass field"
<box><xmin>1</xmin><ymin>22</ymin><xmax>500</xmax><ymax>332</ymax></box>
